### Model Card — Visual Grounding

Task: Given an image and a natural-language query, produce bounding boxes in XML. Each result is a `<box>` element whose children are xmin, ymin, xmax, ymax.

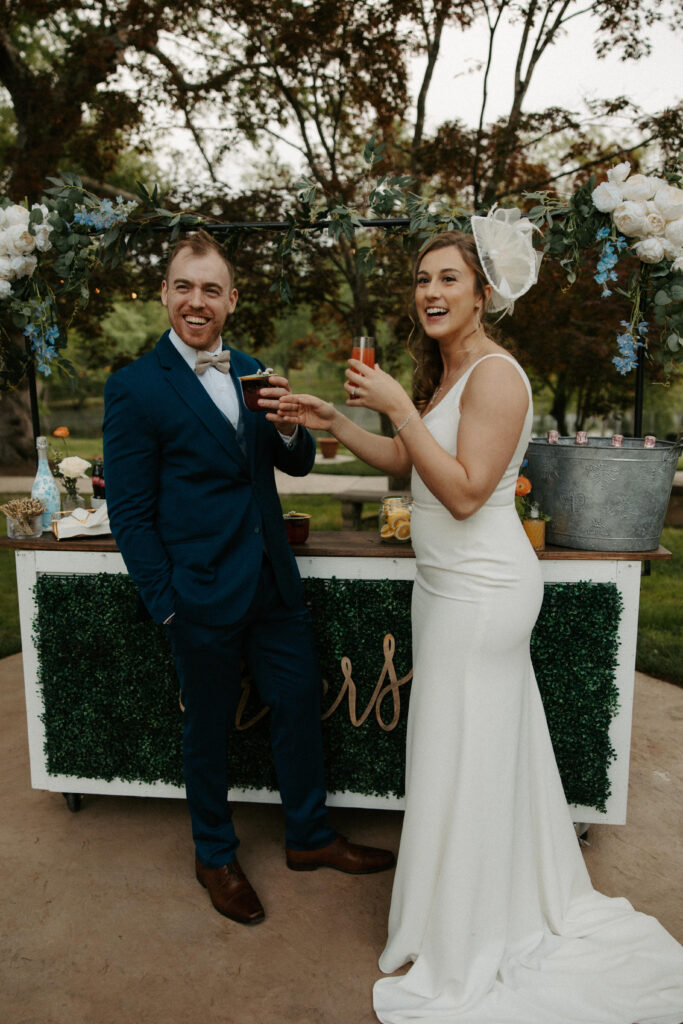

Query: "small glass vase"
<box><xmin>6</xmin><ymin>515</ymin><xmax>43</xmax><ymax>540</ymax></box>
<box><xmin>62</xmin><ymin>492</ymin><xmax>87</xmax><ymax>512</ymax></box>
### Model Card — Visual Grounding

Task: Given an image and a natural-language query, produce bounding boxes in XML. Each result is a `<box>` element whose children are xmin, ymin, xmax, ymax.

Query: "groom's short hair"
<box><xmin>164</xmin><ymin>229</ymin><xmax>235</xmax><ymax>287</ymax></box>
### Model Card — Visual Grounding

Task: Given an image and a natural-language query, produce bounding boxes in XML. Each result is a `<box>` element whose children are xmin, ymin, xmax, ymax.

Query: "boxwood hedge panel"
<box><xmin>33</xmin><ymin>573</ymin><xmax>620</xmax><ymax>811</ymax></box>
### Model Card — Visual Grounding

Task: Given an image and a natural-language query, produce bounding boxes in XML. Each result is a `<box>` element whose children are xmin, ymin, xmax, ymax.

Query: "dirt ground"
<box><xmin>1</xmin><ymin>653</ymin><xmax>681</xmax><ymax>1024</ymax></box>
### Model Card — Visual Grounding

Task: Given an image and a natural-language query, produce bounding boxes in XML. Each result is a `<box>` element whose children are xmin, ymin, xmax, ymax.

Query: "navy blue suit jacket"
<box><xmin>103</xmin><ymin>331</ymin><xmax>315</xmax><ymax>626</ymax></box>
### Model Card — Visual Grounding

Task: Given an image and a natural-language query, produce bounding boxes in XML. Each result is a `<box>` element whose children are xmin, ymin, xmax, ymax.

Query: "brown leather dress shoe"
<box><xmin>195</xmin><ymin>857</ymin><xmax>265</xmax><ymax>924</ymax></box>
<box><xmin>286</xmin><ymin>835</ymin><xmax>395</xmax><ymax>874</ymax></box>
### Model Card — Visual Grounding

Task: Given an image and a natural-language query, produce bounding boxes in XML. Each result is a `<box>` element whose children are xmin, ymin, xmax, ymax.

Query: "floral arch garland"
<box><xmin>1</xmin><ymin>160</ymin><xmax>682</xmax><ymax>401</ymax></box>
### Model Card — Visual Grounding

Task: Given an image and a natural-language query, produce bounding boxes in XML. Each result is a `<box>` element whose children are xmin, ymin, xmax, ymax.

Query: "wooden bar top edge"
<box><xmin>0</xmin><ymin>531</ymin><xmax>673</xmax><ymax>561</ymax></box>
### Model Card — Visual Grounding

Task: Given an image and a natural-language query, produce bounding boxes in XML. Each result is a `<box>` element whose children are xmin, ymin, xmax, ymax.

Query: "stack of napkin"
<box><xmin>52</xmin><ymin>503</ymin><xmax>111</xmax><ymax>540</ymax></box>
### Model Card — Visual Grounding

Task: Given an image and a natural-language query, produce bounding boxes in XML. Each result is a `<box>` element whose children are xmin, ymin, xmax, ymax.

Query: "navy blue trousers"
<box><xmin>169</xmin><ymin>557</ymin><xmax>335</xmax><ymax>868</ymax></box>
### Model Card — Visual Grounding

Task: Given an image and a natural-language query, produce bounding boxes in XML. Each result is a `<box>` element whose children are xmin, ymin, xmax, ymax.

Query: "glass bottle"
<box><xmin>31</xmin><ymin>436</ymin><xmax>61</xmax><ymax>531</ymax></box>
<box><xmin>522</xmin><ymin>502</ymin><xmax>546</xmax><ymax>551</ymax></box>
<box><xmin>610</xmin><ymin>434</ymin><xmax>624</xmax><ymax>447</ymax></box>
<box><xmin>547</xmin><ymin>430</ymin><xmax>559</xmax><ymax>444</ymax></box>
<box><xmin>574</xmin><ymin>431</ymin><xmax>588</xmax><ymax>446</ymax></box>
<box><xmin>91</xmin><ymin>457</ymin><xmax>106</xmax><ymax>508</ymax></box>
<box><xmin>643</xmin><ymin>435</ymin><xmax>656</xmax><ymax>448</ymax></box>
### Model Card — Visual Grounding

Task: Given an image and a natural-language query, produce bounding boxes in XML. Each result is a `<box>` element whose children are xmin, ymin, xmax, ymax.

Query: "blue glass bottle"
<box><xmin>31</xmin><ymin>436</ymin><xmax>61</xmax><ymax>531</ymax></box>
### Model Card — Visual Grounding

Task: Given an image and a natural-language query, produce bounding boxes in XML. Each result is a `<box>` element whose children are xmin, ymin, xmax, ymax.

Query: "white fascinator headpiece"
<box><xmin>470</xmin><ymin>206</ymin><xmax>543</xmax><ymax>316</ymax></box>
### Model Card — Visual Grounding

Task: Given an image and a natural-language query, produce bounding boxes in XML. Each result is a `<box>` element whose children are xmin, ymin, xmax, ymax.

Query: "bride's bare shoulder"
<box><xmin>464</xmin><ymin>350</ymin><xmax>529</xmax><ymax>409</ymax></box>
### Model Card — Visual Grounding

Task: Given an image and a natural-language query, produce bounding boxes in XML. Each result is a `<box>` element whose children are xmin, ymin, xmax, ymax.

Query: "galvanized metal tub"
<box><xmin>524</xmin><ymin>437</ymin><xmax>683</xmax><ymax>551</ymax></box>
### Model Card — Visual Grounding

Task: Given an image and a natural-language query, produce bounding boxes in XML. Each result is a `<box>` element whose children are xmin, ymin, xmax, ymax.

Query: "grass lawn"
<box><xmin>46</xmin><ymin>436</ymin><xmax>105</xmax><ymax>462</ymax></box>
<box><xmin>53</xmin><ymin>436</ymin><xmax>384</xmax><ymax>477</ymax></box>
<box><xmin>635</xmin><ymin>526</ymin><xmax>683</xmax><ymax>686</ymax></box>
<box><xmin>0</xmin><ymin>494</ymin><xmax>21</xmax><ymax>659</ymax></box>
<box><xmin>312</xmin><ymin>453</ymin><xmax>383</xmax><ymax>476</ymax></box>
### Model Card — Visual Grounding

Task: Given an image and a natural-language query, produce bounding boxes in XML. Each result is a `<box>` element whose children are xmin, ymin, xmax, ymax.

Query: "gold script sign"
<box><xmin>230</xmin><ymin>633</ymin><xmax>412</xmax><ymax>733</ymax></box>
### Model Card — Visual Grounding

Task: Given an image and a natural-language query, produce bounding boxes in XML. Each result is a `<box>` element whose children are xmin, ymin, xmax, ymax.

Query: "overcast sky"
<box><xmin>417</xmin><ymin>14</ymin><xmax>681</xmax><ymax>138</ymax></box>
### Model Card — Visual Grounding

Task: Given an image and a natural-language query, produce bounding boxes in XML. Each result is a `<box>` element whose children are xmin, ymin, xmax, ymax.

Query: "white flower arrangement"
<box><xmin>591</xmin><ymin>164</ymin><xmax>683</xmax><ymax>263</ymax></box>
<box><xmin>58</xmin><ymin>456</ymin><xmax>91</xmax><ymax>480</ymax></box>
<box><xmin>0</xmin><ymin>203</ymin><xmax>53</xmax><ymax>285</ymax></box>
<box><xmin>52</xmin><ymin>454</ymin><xmax>92</xmax><ymax>500</ymax></box>
<box><xmin>583</xmin><ymin>163</ymin><xmax>683</xmax><ymax>374</ymax></box>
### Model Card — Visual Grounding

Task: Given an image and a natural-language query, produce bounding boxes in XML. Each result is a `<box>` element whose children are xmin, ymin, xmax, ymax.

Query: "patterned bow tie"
<box><xmin>195</xmin><ymin>349</ymin><xmax>231</xmax><ymax>375</ymax></box>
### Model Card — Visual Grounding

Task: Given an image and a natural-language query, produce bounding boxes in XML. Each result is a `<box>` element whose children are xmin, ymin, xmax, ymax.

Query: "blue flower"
<box><xmin>72</xmin><ymin>196</ymin><xmax>136</xmax><ymax>231</ymax></box>
<box><xmin>22</xmin><ymin>298</ymin><xmax>61</xmax><ymax>376</ymax></box>
<box><xmin>613</xmin><ymin>354</ymin><xmax>638</xmax><ymax>375</ymax></box>
<box><xmin>613</xmin><ymin>325</ymin><xmax>644</xmax><ymax>373</ymax></box>
<box><xmin>594</xmin><ymin>234</ymin><xmax>623</xmax><ymax>292</ymax></box>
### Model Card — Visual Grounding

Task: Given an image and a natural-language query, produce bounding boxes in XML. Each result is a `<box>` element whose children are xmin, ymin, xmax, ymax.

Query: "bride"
<box><xmin>276</xmin><ymin>218</ymin><xmax>683</xmax><ymax>1023</ymax></box>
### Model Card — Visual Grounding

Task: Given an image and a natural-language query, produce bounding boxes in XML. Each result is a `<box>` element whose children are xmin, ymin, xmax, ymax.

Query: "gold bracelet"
<box><xmin>394</xmin><ymin>410</ymin><xmax>416</xmax><ymax>433</ymax></box>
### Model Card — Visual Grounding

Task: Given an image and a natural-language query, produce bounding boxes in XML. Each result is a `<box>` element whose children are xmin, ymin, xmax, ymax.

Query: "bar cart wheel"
<box><xmin>63</xmin><ymin>793</ymin><xmax>83</xmax><ymax>812</ymax></box>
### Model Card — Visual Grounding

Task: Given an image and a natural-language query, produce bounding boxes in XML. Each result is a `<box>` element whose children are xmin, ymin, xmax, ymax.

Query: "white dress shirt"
<box><xmin>169</xmin><ymin>328</ymin><xmax>241</xmax><ymax>426</ymax></box>
<box><xmin>168</xmin><ymin>328</ymin><xmax>297</xmax><ymax>443</ymax></box>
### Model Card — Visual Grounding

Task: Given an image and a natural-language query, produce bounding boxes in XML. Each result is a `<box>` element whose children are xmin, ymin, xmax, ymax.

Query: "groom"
<box><xmin>103</xmin><ymin>230</ymin><xmax>394</xmax><ymax>925</ymax></box>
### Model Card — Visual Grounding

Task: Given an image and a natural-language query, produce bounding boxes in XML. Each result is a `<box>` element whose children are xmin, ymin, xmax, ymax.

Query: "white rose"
<box><xmin>32</xmin><ymin>224</ymin><xmax>52</xmax><ymax>252</ymax></box>
<box><xmin>30</xmin><ymin>202</ymin><xmax>49</xmax><ymax>220</ymax></box>
<box><xmin>632</xmin><ymin>237</ymin><xmax>665</xmax><ymax>264</ymax></box>
<box><xmin>664</xmin><ymin>217</ymin><xmax>683</xmax><ymax>248</ymax></box>
<box><xmin>654</xmin><ymin>183</ymin><xmax>683</xmax><ymax>222</ymax></box>
<box><xmin>0</xmin><ymin>279</ymin><xmax>12</xmax><ymax>299</ymax></box>
<box><xmin>58</xmin><ymin>456</ymin><xmax>91</xmax><ymax>480</ymax></box>
<box><xmin>2</xmin><ymin>203</ymin><xmax>30</xmax><ymax>229</ymax></box>
<box><xmin>643</xmin><ymin>202</ymin><xmax>666</xmax><ymax>236</ymax></box>
<box><xmin>591</xmin><ymin>181</ymin><xmax>622</xmax><ymax>212</ymax></box>
<box><xmin>661</xmin><ymin>239</ymin><xmax>680</xmax><ymax>260</ymax></box>
<box><xmin>0</xmin><ymin>231</ymin><xmax>10</xmax><ymax>257</ymax></box>
<box><xmin>0</xmin><ymin>254</ymin><xmax>12</xmax><ymax>279</ymax></box>
<box><xmin>30</xmin><ymin>204</ymin><xmax>53</xmax><ymax>252</ymax></box>
<box><xmin>621</xmin><ymin>174</ymin><xmax>656</xmax><ymax>201</ymax></box>
<box><xmin>5</xmin><ymin>224</ymin><xmax>36</xmax><ymax>255</ymax></box>
<box><xmin>673</xmin><ymin>254</ymin><xmax>683</xmax><ymax>273</ymax></box>
<box><xmin>9</xmin><ymin>253</ymin><xmax>37</xmax><ymax>278</ymax></box>
<box><xmin>612</xmin><ymin>200</ymin><xmax>647</xmax><ymax>237</ymax></box>
<box><xmin>606</xmin><ymin>161</ymin><xmax>630</xmax><ymax>185</ymax></box>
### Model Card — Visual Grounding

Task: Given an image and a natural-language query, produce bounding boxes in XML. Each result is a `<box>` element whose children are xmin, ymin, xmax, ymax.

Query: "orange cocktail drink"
<box><xmin>351</xmin><ymin>336</ymin><xmax>375</xmax><ymax>367</ymax></box>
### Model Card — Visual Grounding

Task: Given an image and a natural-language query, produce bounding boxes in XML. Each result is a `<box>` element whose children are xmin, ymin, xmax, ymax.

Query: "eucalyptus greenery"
<box><xmin>2</xmin><ymin>146</ymin><xmax>682</xmax><ymax>391</ymax></box>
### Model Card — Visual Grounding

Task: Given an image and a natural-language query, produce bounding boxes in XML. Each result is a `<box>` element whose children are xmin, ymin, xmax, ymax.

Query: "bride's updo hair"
<box><xmin>409</xmin><ymin>231</ymin><xmax>491</xmax><ymax>412</ymax></box>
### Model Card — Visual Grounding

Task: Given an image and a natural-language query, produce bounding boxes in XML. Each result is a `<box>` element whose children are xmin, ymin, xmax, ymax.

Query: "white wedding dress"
<box><xmin>373</xmin><ymin>354</ymin><xmax>683</xmax><ymax>1024</ymax></box>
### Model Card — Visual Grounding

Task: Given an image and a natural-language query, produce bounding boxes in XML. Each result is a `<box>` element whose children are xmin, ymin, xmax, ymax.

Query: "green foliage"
<box><xmin>31</xmin><ymin>572</ymin><xmax>622</xmax><ymax>810</ymax></box>
<box><xmin>531</xmin><ymin>582</ymin><xmax>621</xmax><ymax>810</ymax></box>
<box><xmin>652</xmin><ymin>276</ymin><xmax>683</xmax><ymax>364</ymax></box>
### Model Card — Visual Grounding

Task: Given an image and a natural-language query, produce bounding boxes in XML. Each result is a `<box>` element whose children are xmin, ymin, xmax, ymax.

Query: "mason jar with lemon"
<box><xmin>379</xmin><ymin>495</ymin><xmax>413</xmax><ymax>543</ymax></box>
